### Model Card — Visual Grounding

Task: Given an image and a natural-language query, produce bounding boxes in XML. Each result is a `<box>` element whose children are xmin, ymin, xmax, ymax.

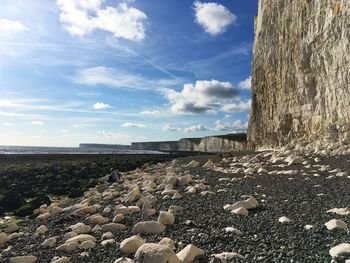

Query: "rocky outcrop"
<box><xmin>195</xmin><ymin>135</ymin><xmax>246</xmax><ymax>152</ymax></box>
<box><xmin>131</xmin><ymin>141</ymin><xmax>179</xmax><ymax>152</ymax></box>
<box><xmin>248</xmin><ymin>0</ymin><xmax>350</xmax><ymax>150</ymax></box>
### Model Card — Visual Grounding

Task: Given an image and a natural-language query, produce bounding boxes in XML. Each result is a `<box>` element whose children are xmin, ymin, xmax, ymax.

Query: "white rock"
<box><xmin>224</xmin><ymin>197</ymin><xmax>258</xmax><ymax>211</ymax></box>
<box><xmin>5</xmin><ymin>222</ymin><xmax>19</xmax><ymax>233</ymax></box>
<box><xmin>68</xmin><ymin>223</ymin><xmax>91</xmax><ymax>234</ymax></box>
<box><xmin>79</xmin><ymin>240</ymin><xmax>96</xmax><ymax>250</ymax></box>
<box><xmin>87</xmin><ymin>214</ymin><xmax>109</xmax><ymax>225</ymax></box>
<box><xmin>278</xmin><ymin>216</ymin><xmax>292</xmax><ymax>224</ymax></box>
<box><xmin>132</xmin><ymin>221</ymin><xmax>166</xmax><ymax>234</ymax></box>
<box><xmin>102</xmin><ymin>207</ymin><xmax>111</xmax><ymax>216</ymax></box>
<box><xmin>113</xmin><ymin>214</ymin><xmax>125</xmax><ymax>223</ymax></box>
<box><xmin>327</xmin><ymin>208</ymin><xmax>350</xmax><ymax>216</ymax></box>
<box><xmin>35</xmin><ymin>225</ymin><xmax>48</xmax><ymax>236</ymax></box>
<box><xmin>188</xmin><ymin>160</ymin><xmax>200</xmax><ymax>168</ymax></box>
<box><xmin>158</xmin><ymin>211</ymin><xmax>175</xmax><ymax>225</ymax></box>
<box><xmin>74</xmin><ymin>206</ymin><xmax>96</xmax><ymax>216</ymax></box>
<box><xmin>135</xmin><ymin>243</ymin><xmax>180</xmax><ymax>263</ymax></box>
<box><xmin>51</xmin><ymin>256</ymin><xmax>70</xmax><ymax>263</ymax></box>
<box><xmin>101</xmin><ymin>223</ymin><xmax>126</xmax><ymax>233</ymax></box>
<box><xmin>0</xmin><ymin>232</ymin><xmax>10</xmax><ymax>245</ymax></box>
<box><xmin>56</xmin><ymin>242</ymin><xmax>79</xmax><ymax>253</ymax></box>
<box><xmin>329</xmin><ymin>243</ymin><xmax>350</xmax><ymax>258</ymax></box>
<box><xmin>212</xmin><ymin>252</ymin><xmax>245</xmax><ymax>260</ymax></box>
<box><xmin>177</xmin><ymin>244</ymin><xmax>204</xmax><ymax>263</ymax></box>
<box><xmin>42</xmin><ymin>237</ymin><xmax>58</xmax><ymax>247</ymax></box>
<box><xmin>120</xmin><ymin>235</ymin><xmax>145</xmax><ymax>254</ymax></box>
<box><xmin>158</xmin><ymin>237</ymin><xmax>176</xmax><ymax>249</ymax></box>
<box><xmin>304</xmin><ymin>225</ymin><xmax>313</xmax><ymax>230</ymax></box>
<box><xmin>51</xmin><ymin>207</ymin><xmax>63</xmax><ymax>216</ymax></box>
<box><xmin>114</xmin><ymin>258</ymin><xmax>134</xmax><ymax>263</ymax></box>
<box><xmin>65</xmin><ymin>234</ymin><xmax>96</xmax><ymax>244</ymax></box>
<box><xmin>224</xmin><ymin>227</ymin><xmax>243</xmax><ymax>235</ymax></box>
<box><xmin>203</xmin><ymin>160</ymin><xmax>214</xmax><ymax>168</ymax></box>
<box><xmin>102</xmin><ymin>231</ymin><xmax>114</xmax><ymax>240</ymax></box>
<box><xmin>325</xmin><ymin>219</ymin><xmax>347</xmax><ymax>230</ymax></box>
<box><xmin>101</xmin><ymin>239</ymin><xmax>115</xmax><ymax>246</ymax></box>
<box><xmin>9</xmin><ymin>256</ymin><xmax>37</xmax><ymax>263</ymax></box>
<box><xmin>231</xmin><ymin>207</ymin><xmax>249</xmax><ymax>216</ymax></box>
<box><xmin>115</xmin><ymin>206</ymin><xmax>130</xmax><ymax>216</ymax></box>
<box><xmin>128</xmin><ymin>206</ymin><xmax>141</xmax><ymax>214</ymax></box>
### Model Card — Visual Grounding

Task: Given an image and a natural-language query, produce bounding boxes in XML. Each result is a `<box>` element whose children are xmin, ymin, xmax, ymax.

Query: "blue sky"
<box><xmin>0</xmin><ymin>0</ymin><xmax>257</xmax><ymax>147</ymax></box>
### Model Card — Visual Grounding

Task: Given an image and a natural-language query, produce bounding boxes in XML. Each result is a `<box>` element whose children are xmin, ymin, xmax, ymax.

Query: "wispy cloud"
<box><xmin>184</xmin><ymin>124</ymin><xmax>207</xmax><ymax>133</ymax></box>
<box><xmin>92</xmin><ymin>102</ymin><xmax>112</xmax><ymax>110</ymax></box>
<box><xmin>71</xmin><ymin>66</ymin><xmax>183</xmax><ymax>90</ymax></box>
<box><xmin>0</xmin><ymin>19</ymin><xmax>28</xmax><ymax>32</ymax></box>
<box><xmin>162</xmin><ymin>124</ymin><xmax>181</xmax><ymax>132</ymax></box>
<box><xmin>121</xmin><ymin>122</ymin><xmax>146</xmax><ymax>128</ymax></box>
<box><xmin>31</xmin><ymin>120</ymin><xmax>45</xmax><ymax>125</ymax></box>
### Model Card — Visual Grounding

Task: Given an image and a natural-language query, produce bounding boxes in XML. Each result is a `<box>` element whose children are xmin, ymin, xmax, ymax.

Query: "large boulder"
<box><xmin>134</xmin><ymin>243</ymin><xmax>180</xmax><ymax>263</ymax></box>
<box><xmin>132</xmin><ymin>221</ymin><xmax>165</xmax><ymax>235</ymax></box>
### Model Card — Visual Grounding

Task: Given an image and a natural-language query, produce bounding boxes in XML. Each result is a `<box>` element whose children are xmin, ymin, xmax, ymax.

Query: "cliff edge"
<box><xmin>248</xmin><ymin>0</ymin><xmax>350</xmax><ymax>150</ymax></box>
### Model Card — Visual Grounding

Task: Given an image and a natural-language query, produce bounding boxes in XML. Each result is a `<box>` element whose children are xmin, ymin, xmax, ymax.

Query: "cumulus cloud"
<box><xmin>194</xmin><ymin>1</ymin><xmax>236</xmax><ymax>36</ymax></box>
<box><xmin>184</xmin><ymin>124</ymin><xmax>207</xmax><ymax>133</ymax></box>
<box><xmin>162</xmin><ymin>124</ymin><xmax>181</xmax><ymax>132</ymax></box>
<box><xmin>162</xmin><ymin>79</ymin><xmax>239</xmax><ymax>114</ymax></box>
<box><xmin>121</xmin><ymin>122</ymin><xmax>146</xmax><ymax>128</ymax></box>
<box><xmin>57</xmin><ymin>0</ymin><xmax>147</xmax><ymax>41</ymax></box>
<box><xmin>31</xmin><ymin>121</ymin><xmax>45</xmax><ymax>125</ymax></box>
<box><xmin>214</xmin><ymin>120</ymin><xmax>248</xmax><ymax>132</ymax></box>
<box><xmin>239</xmin><ymin>76</ymin><xmax>252</xmax><ymax>89</ymax></box>
<box><xmin>92</xmin><ymin>102</ymin><xmax>112</xmax><ymax>110</ymax></box>
<box><xmin>0</xmin><ymin>19</ymin><xmax>28</xmax><ymax>32</ymax></box>
<box><xmin>221</xmin><ymin>99</ymin><xmax>251</xmax><ymax>113</ymax></box>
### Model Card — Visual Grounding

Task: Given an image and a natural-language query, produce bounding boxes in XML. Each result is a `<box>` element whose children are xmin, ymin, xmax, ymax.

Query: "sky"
<box><xmin>0</xmin><ymin>0</ymin><xmax>257</xmax><ymax>147</ymax></box>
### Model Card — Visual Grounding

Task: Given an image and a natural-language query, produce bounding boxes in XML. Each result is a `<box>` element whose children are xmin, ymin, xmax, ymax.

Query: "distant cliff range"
<box><xmin>79</xmin><ymin>144</ymin><xmax>131</xmax><ymax>150</ymax></box>
<box><xmin>131</xmin><ymin>133</ymin><xmax>247</xmax><ymax>153</ymax></box>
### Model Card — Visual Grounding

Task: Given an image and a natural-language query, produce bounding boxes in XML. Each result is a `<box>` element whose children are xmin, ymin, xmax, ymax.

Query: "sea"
<box><xmin>0</xmin><ymin>145</ymin><xmax>163</xmax><ymax>155</ymax></box>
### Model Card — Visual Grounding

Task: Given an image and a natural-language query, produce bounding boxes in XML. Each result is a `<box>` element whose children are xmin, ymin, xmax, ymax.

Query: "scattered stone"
<box><xmin>114</xmin><ymin>258</ymin><xmax>134</xmax><ymax>263</ymax></box>
<box><xmin>51</xmin><ymin>206</ymin><xmax>63</xmax><ymax>216</ymax></box>
<box><xmin>158</xmin><ymin>211</ymin><xmax>175</xmax><ymax>225</ymax></box>
<box><xmin>203</xmin><ymin>160</ymin><xmax>214</xmax><ymax>168</ymax></box>
<box><xmin>51</xmin><ymin>256</ymin><xmax>70</xmax><ymax>263</ymax></box>
<box><xmin>56</xmin><ymin>242</ymin><xmax>79</xmax><ymax>253</ymax></box>
<box><xmin>329</xmin><ymin>243</ymin><xmax>350</xmax><ymax>258</ymax></box>
<box><xmin>132</xmin><ymin>221</ymin><xmax>166</xmax><ymax>235</ymax></box>
<box><xmin>212</xmin><ymin>252</ymin><xmax>245</xmax><ymax>260</ymax></box>
<box><xmin>5</xmin><ymin>222</ymin><xmax>19</xmax><ymax>233</ymax></box>
<box><xmin>87</xmin><ymin>214</ymin><xmax>109</xmax><ymax>225</ymax></box>
<box><xmin>278</xmin><ymin>216</ymin><xmax>292</xmax><ymax>224</ymax></box>
<box><xmin>9</xmin><ymin>256</ymin><xmax>37</xmax><ymax>263</ymax></box>
<box><xmin>120</xmin><ymin>235</ymin><xmax>145</xmax><ymax>254</ymax></box>
<box><xmin>68</xmin><ymin>223</ymin><xmax>91</xmax><ymax>234</ymax></box>
<box><xmin>79</xmin><ymin>240</ymin><xmax>96</xmax><ymax>250</ymax></box>
<box><xmin>135</xmin><ymin>243</ymin><xmax>180</xmax><ymax>263</ymax></box>
<box><xmin>225</xmin><ymin>227</ymin><xmax>243</xmax><ymax>235</ymax></box>
<box><xmin>113</xmin><ymin>214</ymin><xmax>125</xmax><ymax>223</ymax></box>
<box><xmin>304</xmin><ymin>225</ymin><xmax>313</xmax><ymax>230</ymax></box>
<box><xmin>42</xmin><ymin>237</ymin><xmax>57</xmax><ymax>247</ymax></box>
<box><xmin>177</xmin><ymin>244</ymin><xmax>204</xmax><ymax>263</ymax></box>
<box><xmin>65</xmin><ymin>234</ymin><xmax>97</xmax><ymax>244</ymax></box>
<box><xmin>327</xmin><ymin>208</ymin><xmax>350</xmax><ymax>216</ymax></box>
<box><xmin>102</xmin><ymin>231</ymin><xmax>114</xmax><ymax>240</ymax></box>
<box><xmin>168</xmin><ymin>206</ymin><xmax>183</xmax><ymax>215</ymax></box>
<box><xmin>74</xmin><ymin>206</ymin><xmax>97</xmax><ymax>216</ymax></box>
<box><xmin>101</xmin><ymin>223</ymin><xmax>126</xmax><ymax>233</ymax></box>
<box><xmin>115</xmin><ymin>206</ymin><xmax>130</xmax><ymax>216</ymax></box>
<box><xmin>231</xmin><ymin>207</ymin><xmax>249</xmax><ymax>216</ymax></box>
<box><xmin>101</xmin><ymin>239</ymin><xmax>115</xmax><ymax>246</ymax></box>
<box><xmin>188</xmin><ymin>160</ymin><xmax>200</xmax><ymax>168</ymax></box>
<box><xmin>35</xmin><ymin>225</ymin><xmax>48</xmax><ymax>236</ymax></box>
<box><xmin>325</xmin><ymin>219</ymin><xmax>347</xmax><ymax>230</ymax></box>
<box><xmin>158</xmin><ymin>237</ymin><xmax>176</xmax><ymax>249</ymax></box>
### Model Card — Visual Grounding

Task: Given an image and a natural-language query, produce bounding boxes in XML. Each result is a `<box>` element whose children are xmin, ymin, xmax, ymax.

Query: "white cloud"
<box><xmin>57</xmin><ymin>0</ymin><xmax>147</xmax><ymax>41</ymax></box>
<box><xmin>31</xmin><ymin>121</ymin><xmax>45</xmax><ymax>125</ymax></box>
<box><xmin>140</xmin><ymin>110</ymin><xmax>161</xmax><ymax>116</ymax></box>
<box><xmin>162</xmin><ymin>124</ymin><xmax>181</xmax><ymax>132</ymax></box>
<box><xmin>121</xmin><ymin>122</ymin><xmax>146</xmax><ymax>128</ymax></box>
<box><xmin>221</xmin><ymin>100</ymin><xmax>251</xmax><ymax>113</ymax></box>
<box><xmin>239</xmin><ymin>76</ymin><xmax>252</xmax><ymax>89</ymax></box>
<box><xmin>214</xmin><ymin>120</ymin><xmax>248</xmax><ymax>132</ymax></box>
<box><xmin>162</xmin><ymin>79</ymin><xmax>239</xmax><ymax>114</ymax></box>
<box><xmin>92</xmin><ymin>102</ymin><xmax>112</xmax><ymax>110</ymax></box>
<box><xmin>194</xmin><ymin>1</ymin><xmax>236</xmax><ymax>36</ymax></box>
<box><xmin>184</xmin><ymin>124</ymin><xmax>207</xmax><ymax>133</ymax></box>
<box><xmin>2</xmin><ymin>122</ymin><xmax>14</xmax><ymax>126</ymax></box>
<box><xmin>0</xmin><ymin>19</ymin><xmax>28</xmax><ymax>32</ymax></box>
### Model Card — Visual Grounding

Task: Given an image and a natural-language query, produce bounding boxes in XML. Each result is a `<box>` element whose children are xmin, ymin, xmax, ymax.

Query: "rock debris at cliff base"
<box><xmin>1</xmin><ymin>151</ymin><xmax>350</xmax><ymax>262</ymax></box>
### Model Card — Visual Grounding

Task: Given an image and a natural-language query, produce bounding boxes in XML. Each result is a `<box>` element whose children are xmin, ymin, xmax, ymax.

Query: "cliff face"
<box><xmin>195</xmin><ymin>137</ymin><xmax>246</xmax><ymax>152</ymax></box>
<box><xmin>248</xmin><ymin>0</ymin><xmax>350</xmax><ymax>149</ymax></box>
